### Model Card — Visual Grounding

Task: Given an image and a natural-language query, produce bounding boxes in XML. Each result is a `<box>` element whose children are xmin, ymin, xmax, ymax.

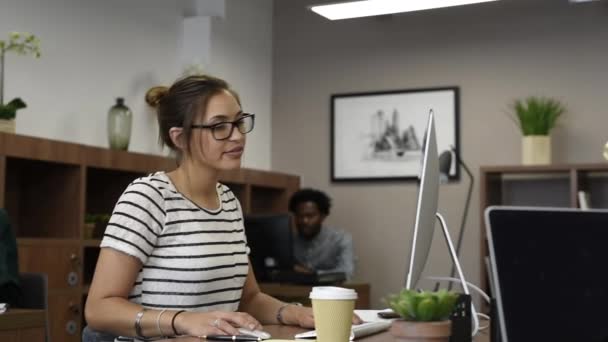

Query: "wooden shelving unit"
<box><xmin>479</xmin><ymin>163</ymin><xmax>608</xmax><ymax>304</ymax></box>
<box><xmin>0</xmin><ymin>132</ymin><xmax>300</xmax><ymax>342</ymax></box>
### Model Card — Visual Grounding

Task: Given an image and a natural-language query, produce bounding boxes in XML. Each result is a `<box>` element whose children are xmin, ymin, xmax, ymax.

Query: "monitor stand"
<box><xmin>435</xmin><ymin>212</ymin><xmax>470</xmax><ymax>297</ymax></box>
<box><xmin>435</xmin><ymin>212</ymin><xmax>478</xmax><ymax>337</ymax></box>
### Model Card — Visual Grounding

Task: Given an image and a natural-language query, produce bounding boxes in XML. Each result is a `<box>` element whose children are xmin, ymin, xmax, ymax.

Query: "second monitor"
<box><xmin>244</xmin><ymin>214</ymin><xmax>346</xmax><ymax>285</ymax></box>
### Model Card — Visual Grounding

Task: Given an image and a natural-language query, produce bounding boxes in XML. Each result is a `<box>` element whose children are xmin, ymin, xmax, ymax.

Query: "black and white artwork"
<box><xmin>331</xmin><ymin>87</ymin><xmax>459</xmax><ymax>181</ymax></box>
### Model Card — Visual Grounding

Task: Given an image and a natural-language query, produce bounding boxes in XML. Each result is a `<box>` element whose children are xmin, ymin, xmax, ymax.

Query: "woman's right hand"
<box><xmin>174</xmin><ymin>311</ymin><xmax>262</xmax><ymax>337</ymax></box>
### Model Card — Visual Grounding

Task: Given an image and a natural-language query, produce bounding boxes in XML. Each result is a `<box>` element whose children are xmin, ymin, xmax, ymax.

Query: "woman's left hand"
<box><xmin>289</xmin><ymin>305</ymin><xmax>314</xmax><ymax>328</ymax></box>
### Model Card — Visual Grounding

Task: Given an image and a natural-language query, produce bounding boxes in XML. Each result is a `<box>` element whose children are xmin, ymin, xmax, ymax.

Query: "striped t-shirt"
<box><xmin>100</xmin><ymin>172</ymin><xmax>249</xmax><ymax>339</ymax></box>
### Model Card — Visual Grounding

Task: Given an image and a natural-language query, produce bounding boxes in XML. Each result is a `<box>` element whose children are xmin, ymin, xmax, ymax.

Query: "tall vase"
<box><xmin>107</xmin><ymin>97</ymin><xmax>132</xmax><ymax>150</ymax></box>
<box><xmin>522</xmin><ymin>135</ymin><xmax>551</xmax><ymax>165</ymax></box>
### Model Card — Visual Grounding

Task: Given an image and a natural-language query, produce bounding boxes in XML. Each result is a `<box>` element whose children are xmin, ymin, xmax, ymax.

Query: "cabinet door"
<box><xmin>48</xmin><ymin>292</ymin><xmax>81</xmax><ymax>342</ymax></box>
<box><xmin>18</xmin><ymin>242</ymin><xmax>82</xmax><ymax>290</ymax></box>
<box><xmin>0</xmin><ymin>331</ymin><xmax>18</xmax><ymax>342</ymax></box>
<box><xmin>18</xmin><ymin>328</ymin><xmax>45</xmax><ymax>342</ymax></box>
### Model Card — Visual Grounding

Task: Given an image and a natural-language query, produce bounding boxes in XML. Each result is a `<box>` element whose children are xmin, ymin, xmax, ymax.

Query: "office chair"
<box><xmin>19</xmin><ymin>272</ymin><xmax>51</xmax><ymax>342</ymax></box>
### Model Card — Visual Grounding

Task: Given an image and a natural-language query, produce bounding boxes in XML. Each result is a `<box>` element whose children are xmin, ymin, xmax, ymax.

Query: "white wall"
<box><xmin>0</xmin><ymin>0</ymin><xmax>273</xmax><ymax>170</ymax></box>
<box><xmin>208</xmin><ymin>0</ymin><xmax>273</xmax><ymax>169</ymax></box>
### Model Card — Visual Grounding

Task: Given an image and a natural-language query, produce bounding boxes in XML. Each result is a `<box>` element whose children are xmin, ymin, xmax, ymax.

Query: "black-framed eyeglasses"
<box><xmin>191</xmin><ymin>113</ymin><xmax>255</xmax><ymax>141</ymax></box>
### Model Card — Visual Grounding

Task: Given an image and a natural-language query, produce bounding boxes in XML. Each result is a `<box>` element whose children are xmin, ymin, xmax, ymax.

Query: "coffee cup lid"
<box><xmin>309</xmin><ymin>286</ymin><xmax>358</xmax><ymax>300</ymax></box>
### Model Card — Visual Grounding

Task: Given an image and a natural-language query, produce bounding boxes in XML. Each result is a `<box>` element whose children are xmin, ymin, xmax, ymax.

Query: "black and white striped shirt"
<box><xmin>100</xmin><ymin>172</ymin><xmax>249</xmax><ymax>331</ymax></box>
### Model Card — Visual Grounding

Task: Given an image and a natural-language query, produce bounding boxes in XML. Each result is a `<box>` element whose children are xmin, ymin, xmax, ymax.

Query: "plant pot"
<box><xmin>83</xmin><ymin>223</ymin><xmax>95</xmax><ymax>239</ymax></box>
<box><xmin>0</xmin><ymin>119</ymin><xmax>15</xmax><ymax>133</ymax></box>
<box><xmin>389</xmin><ymin>319</ymin><xmax>452</xmax><ymax>342</ymax></box>
<box><xmin>522</xmin><ymin>135</ymin><xmax>551</xmax><ymax>165</ymax></box>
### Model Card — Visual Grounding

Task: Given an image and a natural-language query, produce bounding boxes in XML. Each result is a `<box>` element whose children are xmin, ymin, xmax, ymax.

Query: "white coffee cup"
<box><xmin>309</xmin><ymin>286</ymin><xmax>358</xmax><ymax>342</ymax></box>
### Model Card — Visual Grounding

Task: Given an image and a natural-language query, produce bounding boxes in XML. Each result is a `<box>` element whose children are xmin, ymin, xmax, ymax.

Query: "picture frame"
<box><xmin>331</xmin><ymin>87</ymin><xmax>460</xmax><ymax>182</ymax></box>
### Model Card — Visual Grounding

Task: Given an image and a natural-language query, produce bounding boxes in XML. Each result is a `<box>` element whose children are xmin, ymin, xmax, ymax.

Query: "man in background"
<box><xmin>288</xmin><ymin>188</ymin><xmax>355</xmax><ymax>280</ymax></box>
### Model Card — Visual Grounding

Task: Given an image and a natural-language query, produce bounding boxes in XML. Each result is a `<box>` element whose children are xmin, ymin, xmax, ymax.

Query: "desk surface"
<box><xmin>166</xmin><ymin>324</ymin><xmax>490</xmax><ymax>341</ymax></box>
<box><xmin>0</xmin><ymin>309</ymin><xmax>46</xmax><ymax>331</ymax></box>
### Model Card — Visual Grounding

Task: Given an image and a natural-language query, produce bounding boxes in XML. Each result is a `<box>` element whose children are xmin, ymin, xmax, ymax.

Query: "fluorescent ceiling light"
<box><xmin>310</xmin><ymin>0</ymin><xmax>501</xmax><ymax>20</ymax></box>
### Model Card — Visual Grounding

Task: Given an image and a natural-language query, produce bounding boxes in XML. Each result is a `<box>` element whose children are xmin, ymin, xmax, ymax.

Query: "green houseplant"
<box><xmin>0</xmin><ymin>31</ymin><xmax>41</xmax><ymax>132</ymax></box>
<box><xmin>510</xmin><ymin>96</ymin><xmax>565</xmax><ymax>165</ymax></box>
<box><xmin>84</xmin><ymin>214</ymin><xmax>111</xmax><ymax>239</ymax></box>
<box><xmin>386</xmin><ymin>289</ymin><xmax>459</xmax><ymax>342</ymax></box>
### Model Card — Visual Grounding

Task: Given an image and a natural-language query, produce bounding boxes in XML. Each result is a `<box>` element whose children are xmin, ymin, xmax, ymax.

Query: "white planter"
<box><xmin>522</xmin><ymin>135</ymin><xmax>551</xmax><ymax>165</ymax></box>
<box><xmin>0</xmin><ymin>119</ymin><xmax>15</xmax><ymax>134</ymax></box>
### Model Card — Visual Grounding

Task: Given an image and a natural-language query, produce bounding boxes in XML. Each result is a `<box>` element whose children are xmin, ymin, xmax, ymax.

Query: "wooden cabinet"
<box><xmin>0</xmin><ymin>309</ymin><xmax>46</xmax><ymax>342</ymax></box>
<box><xmin>0</xmin><ymin>132</ymin><xmax>300</xmax><ymax>342</ymax></box>
<box><xmin>479</xmin><ymin>163</ymin><xmax>608</xmax><ymax>302</ymax></box>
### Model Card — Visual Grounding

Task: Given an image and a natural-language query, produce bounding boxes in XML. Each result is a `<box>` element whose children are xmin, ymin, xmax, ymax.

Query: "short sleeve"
<box><xmin>237</xmin><ymin>199</ymin><xmax>250</xmax><ymax>256</ymax></box>
<box><xmin>221</xmin><ymin>183</ymin><xmax>250</xmax><ymax>256</ymax></box>
<box><xmin>100</xmin><ymin>178</ymin><xmax>166</xmax><ymax>264</ymax></box>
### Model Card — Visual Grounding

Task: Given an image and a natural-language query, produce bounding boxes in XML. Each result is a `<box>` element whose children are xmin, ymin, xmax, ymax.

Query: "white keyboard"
<box><xmin>294</xmin><ymin>320</ymin><xmax>391</xmax><ymax>340</ymax></box>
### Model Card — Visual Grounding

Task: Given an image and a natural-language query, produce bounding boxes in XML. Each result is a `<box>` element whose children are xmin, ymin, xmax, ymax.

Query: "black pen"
<box><xmin>203</xmin><ymin>335</ymin><xmax>261</xmax><ymax>341</ymax></box>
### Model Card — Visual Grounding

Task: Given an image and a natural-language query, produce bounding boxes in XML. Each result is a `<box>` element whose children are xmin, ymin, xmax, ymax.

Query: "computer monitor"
<box><xmin>405</xmin><ymin>110</ymin><xmax>439</xmax><ymax>290</ymax></box>
<box><xmin>243</xmin><ymin>214</ymin><xmax>294</xmax><ymax>281</ymax></box>
<box><xmin>486</xmin><ymin>206</ymin><xmax>608</xmax><ymax>342</ymax></box>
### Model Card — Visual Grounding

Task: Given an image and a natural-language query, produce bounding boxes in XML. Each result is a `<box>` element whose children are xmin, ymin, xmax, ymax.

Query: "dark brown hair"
<box><xmin>288</xmin><ymin>188</ymin><xmax>332</xmax><ymax>216</ymax></box>
<box><xmin>145</xmin><ymin>75</ymin><xmax>240</xmax><ymax>156</ymax></box>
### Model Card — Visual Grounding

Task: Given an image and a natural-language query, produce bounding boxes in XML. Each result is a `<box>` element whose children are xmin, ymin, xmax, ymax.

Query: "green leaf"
<box><xmin>7</xmin><ymin>98</ymin><xmax>27</xmax><ymax>110</ymax></box>
<box><xmin>435</xmin><ymin>290</ymin><xmax>459</xmax><ymax>320</ymax></box>
<box><xmin>417</xmin><ymin>297</ymin><xmax>436</xmax><ymax>321</ymax></box>
<box><xmin>510</xmin><ymin>96</ymin><xmax>565</xmax><ymax>135</ymax></box>
<box><xmin>385</xmin><ymin>288</ymin><xmax>459</xmax><ymax>321</ymax></box>
<box><xmin>0</xmin><ymin>105</ymin><xmax>16</xmax><ymax>120</ymax></box>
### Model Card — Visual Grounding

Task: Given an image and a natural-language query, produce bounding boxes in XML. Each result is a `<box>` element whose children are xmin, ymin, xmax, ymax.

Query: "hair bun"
<box><xmin>145</xmin><ymin>86</ymin><xmax>169</xmax><ymax>108</ymax></box>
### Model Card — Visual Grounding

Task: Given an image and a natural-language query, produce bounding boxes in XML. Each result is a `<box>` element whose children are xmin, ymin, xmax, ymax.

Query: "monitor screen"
<box><xmin>486</xmin><ymin>207</ymin><xmax>608</xmax><ymax>342</ymax></box>
<box><xmin>405</xmin><ymin>110</ymin><xmax>439</xmax><ymax>290</ymax></box>
<box><xmin>243</xmin><ymin>214</ymin><xmax>294</xmax><ymax>281</ymax></box>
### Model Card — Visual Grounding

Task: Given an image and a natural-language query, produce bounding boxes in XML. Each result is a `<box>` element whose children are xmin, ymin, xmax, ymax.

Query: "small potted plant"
<box><xmin>0</xmin><ymin>31</ymin><xmax>41</xmax><ymax>133</ymax></box>
<box><xmin>84</xmin><ymin>214</ymin><xmax>111</xmax><ymax>239</ymax></box>
<box><xmin>510</xmin><ymin>96</ymin><xmax>565</xmax><ymax>165</ymax></box>
<box><xmin>386</xmin><ymin>289</ymin><xmax>459</xmax><ymax>342</ymax></box>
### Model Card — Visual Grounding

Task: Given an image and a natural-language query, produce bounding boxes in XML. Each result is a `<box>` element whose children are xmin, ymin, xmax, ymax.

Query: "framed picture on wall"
<box><xmin>331</xmin><ymin>87</ymin><xmax>460</xmax><ymax>182</ymax></box>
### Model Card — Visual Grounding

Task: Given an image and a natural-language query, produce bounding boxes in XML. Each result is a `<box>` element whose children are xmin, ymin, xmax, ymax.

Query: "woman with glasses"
<box><xmin>84</xmin><ymin>75</ymin><xmax>321</xmax><ymax>341</ymax></box>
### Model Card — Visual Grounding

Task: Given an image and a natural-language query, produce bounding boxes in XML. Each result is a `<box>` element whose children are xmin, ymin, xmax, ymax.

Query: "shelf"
<box><xmin>17</xmin><ymin>238</ymin><xmax>81</xmax><ymax>245</ymax></box>
<box><xmin>5</xmin><ymin>157</ymin><xmax>81</xmax><ymax>238</ymax></box>
<box><xmin>82</xmin><ymin>239</ymin><xmax>101</xmax><ymax>247</ymax></box>
<box><xmin>1</xmin><ymin>132</ymin><xmax>300</xmax><ymax>342</ymax></box>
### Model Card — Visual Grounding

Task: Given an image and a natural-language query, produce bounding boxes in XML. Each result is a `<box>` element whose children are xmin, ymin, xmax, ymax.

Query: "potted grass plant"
<box><xmin>510</xmin><ymin>96</ymin><xmax>565</xmax><ymax>165</ymax></box>
<box><xmin>386</xmin><ymin>289</ymin><xmax>459</xmax><ymax>342</ymax></box>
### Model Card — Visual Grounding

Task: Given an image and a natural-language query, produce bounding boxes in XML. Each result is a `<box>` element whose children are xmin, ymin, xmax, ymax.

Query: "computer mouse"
<box><xmin>238</xmin><ymin>327</ymin><xmax>271</xmax><ymax>340</ymax></box>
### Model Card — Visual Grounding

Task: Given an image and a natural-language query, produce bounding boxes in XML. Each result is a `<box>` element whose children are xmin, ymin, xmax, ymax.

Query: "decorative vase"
<box><xmin>389</xmin><ymin>320</ymin><xmax>452</xmax><ymax>342</ymax></box>
<box><xmin>107</xmin><ymin>97</ymin><xmax>132</xmax><ymax>150</ymax></box>
<box><xmin>522</xmin><ymin>135</ymin><xmax>551</xmax><ymax>165</ymax></box>
<box><xmin>0</xmin><ymin>118</ymin><xmax>15</xmax><ymax>133</ymax></box>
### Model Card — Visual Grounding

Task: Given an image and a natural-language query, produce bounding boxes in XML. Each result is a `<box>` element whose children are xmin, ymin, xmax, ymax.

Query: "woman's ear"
<box><xmin>169</xmin><ymin>127</ymin><xmax>186</xmax><ymax>150</ymax></box>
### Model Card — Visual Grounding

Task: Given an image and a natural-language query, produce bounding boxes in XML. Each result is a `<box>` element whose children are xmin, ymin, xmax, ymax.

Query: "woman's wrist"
<box><xmin>171</xmin><ymin>310</ymin><xmax>187</xmax><ymax>336</ymax></box>
<box><xmin>277</xmin><ymin>302</ymin><xmax>303</xmax><ymax>325</ymax></box>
